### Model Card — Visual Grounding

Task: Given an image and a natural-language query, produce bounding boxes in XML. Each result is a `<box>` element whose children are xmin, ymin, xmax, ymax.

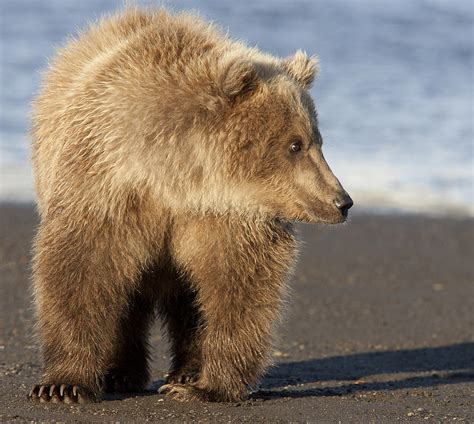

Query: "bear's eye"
<box><xmin>289</xmin><ymin>140</ymin><xmax>302</xmax><ymax>154</ymax></box>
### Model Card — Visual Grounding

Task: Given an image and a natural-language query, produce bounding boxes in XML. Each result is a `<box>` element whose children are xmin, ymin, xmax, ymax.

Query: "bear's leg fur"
<box><xmin>104</xmin><ymin>288</ymin><xmax>157</xmax><ymax>393</ymax></box>
<box><xmin>30</xmin><ymin>216</ymin><xmax>153</xmax><ymax>403</ymax></box>
<box><xmin>160</xmin><ymin>216</ymin><xmax>296</xmax><ymax>402</ymax></box>
<box><xmin>157</xmin><ymin>271</ymin><xmax>204</xmax><ymax>385</ymax></box>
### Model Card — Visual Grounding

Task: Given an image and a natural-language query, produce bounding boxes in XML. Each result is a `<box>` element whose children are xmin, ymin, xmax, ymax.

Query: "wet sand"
<box><xmin>1</xmin><ymin>204</ymin><xmax>473</xmax><ymax>422</ymax></box>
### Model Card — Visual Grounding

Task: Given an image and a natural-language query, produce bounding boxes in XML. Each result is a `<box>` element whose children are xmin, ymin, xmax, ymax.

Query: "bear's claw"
<box><xmin>165</xmin><ymin>370</ymin><xmax>200</xmax><ymax>385</ymax></box>
<box><xmin>158</xmin><ymin>383</ymin><xmax>208</xmax><ymax>402</ymax></box>
<box><xmin>29</xmin><ymin>384</ymin><xmax>96</xmax><ymax>403</ymax></box>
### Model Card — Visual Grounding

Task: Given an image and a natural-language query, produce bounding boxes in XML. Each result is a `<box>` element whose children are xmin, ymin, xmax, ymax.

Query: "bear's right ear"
<box><xmin>282</xmin><ymin>50</ymin><xmax>319</xmax><ymax>89</ymax></box>
<box><xmin>218</xmin><ymin>56</ymin><xmax>259</xmax><ymax>102</ymax></box>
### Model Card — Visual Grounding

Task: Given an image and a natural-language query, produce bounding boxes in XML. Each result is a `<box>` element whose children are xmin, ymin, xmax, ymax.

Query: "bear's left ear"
<box><xmin>219</xmin><ymin>56</ymin><xmax>259</xmax><ymax>102</ymax></box>
<box><xmin>282</xmin><ymin>50</ymin><xmax>320</xmax><ymax>89</ymax></box>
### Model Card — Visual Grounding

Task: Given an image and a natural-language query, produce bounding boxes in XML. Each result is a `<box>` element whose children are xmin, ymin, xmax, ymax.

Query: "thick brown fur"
<box><xmin>29</xmin><ymin>7</ymin><xmax>351</xmax><ymax>403</ymax></box>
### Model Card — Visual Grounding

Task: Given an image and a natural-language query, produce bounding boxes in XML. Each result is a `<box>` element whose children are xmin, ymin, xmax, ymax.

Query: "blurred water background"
<box><xmin>1</xmin><ymin>0</ymin><xmax>473</xmax><ymax>216</ymax></box>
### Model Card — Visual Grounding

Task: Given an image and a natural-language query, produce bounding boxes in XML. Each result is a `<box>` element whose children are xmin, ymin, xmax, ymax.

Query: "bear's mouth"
<box><xmin>295</xmin><ymin>200</ymin><xmax>349</xmax><ymax>225</ymax></box>
<box><xmin>305</xmin><ymin>211</ymin><xmax>348</xmax><ymax>225</ymax></box>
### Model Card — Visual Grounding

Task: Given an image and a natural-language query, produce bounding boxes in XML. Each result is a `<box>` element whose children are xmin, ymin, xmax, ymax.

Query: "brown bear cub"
<box><xmin>29</xmin><ymin>7</ymin><xmax>352</xmax><ymax>403</ymax></box>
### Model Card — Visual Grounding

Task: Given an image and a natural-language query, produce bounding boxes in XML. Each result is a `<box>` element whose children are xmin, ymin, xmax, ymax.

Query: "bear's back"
<box><xmin>31</xmin><ymin>10</ymin><xmax>157</xmax><ymax>211</ymax></box>
<box><xmin>31</xmin><ymin>8</ymin><xmax>224</xmax><ymax>215</ymax></box>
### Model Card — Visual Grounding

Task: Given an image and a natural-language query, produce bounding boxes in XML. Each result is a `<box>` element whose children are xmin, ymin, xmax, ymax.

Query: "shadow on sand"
<box><xmin>112</xmin><ymin>343</ymin><xmax>473</xmax><ymax>401</ymax></box>
<box><xmin>254</xmin><ymin>342</ymin><xmax>474</xmax><ymax>399</ymax></box>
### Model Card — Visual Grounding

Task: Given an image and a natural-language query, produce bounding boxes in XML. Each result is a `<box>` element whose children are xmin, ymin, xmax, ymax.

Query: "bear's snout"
<box><xmin>334</xmin><ymin>192</ymin><xmax>354</xmax><ymax>218</ymax></box>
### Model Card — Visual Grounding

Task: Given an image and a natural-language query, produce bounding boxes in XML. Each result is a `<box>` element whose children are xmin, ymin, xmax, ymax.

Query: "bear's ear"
<box><xmin>219</xmin><ymin>56</ymin><xmax>259</xmax><ymax>102</ymax></box>
<box><xmin>282</xmin><ymin>50</ymin><xmax>319</xmax><ymax>89</ymax></box>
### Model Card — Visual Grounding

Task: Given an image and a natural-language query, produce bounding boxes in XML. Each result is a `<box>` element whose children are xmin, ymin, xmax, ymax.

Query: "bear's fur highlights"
<box><xmin>30</xmin><ymin>7</ymin><xmax>352</xmax><ymax>403</ymax></box>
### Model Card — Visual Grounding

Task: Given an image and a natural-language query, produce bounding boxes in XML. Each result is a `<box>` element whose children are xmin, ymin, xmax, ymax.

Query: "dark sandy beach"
<box><xmin>1</xmin><ymin>204</ymin><xmax>473</xmax><ymax>422</ymax></box>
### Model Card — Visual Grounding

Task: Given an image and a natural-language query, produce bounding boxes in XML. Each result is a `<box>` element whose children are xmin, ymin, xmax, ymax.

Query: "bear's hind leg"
<box><xmin>104</xmin><ymin>287</ymin><xmax>157</xmax><ymax>393</ymax></box>
<box><xmin>157</xmin><ymin>268</ymin><xmax>204</xmax><ymax>385</ymax></box>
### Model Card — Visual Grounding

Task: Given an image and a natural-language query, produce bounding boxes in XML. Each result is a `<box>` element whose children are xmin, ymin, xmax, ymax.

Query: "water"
<box><xmin>1</xmin><ymin>0</ymin><xmax>473</xmax><ymax>216</ymax></box>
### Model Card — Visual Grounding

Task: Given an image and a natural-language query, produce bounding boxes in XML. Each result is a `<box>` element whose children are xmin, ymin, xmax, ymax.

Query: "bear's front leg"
<box><xmin>29</xmin><ymin>217</ymin><xmax>151</xmax><ymax>403</ymax></box>
<box><xmin>163</xmin><ymin>216</ymin><xmax>297</xmax><ymax>401</ymax></box>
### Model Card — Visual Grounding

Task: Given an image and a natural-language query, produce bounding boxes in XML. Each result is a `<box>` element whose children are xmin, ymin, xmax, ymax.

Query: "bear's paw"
<box><xmin>28</xmin><ymin>383</ymin><xmax>97</xmax><ymax>404</ymax></box>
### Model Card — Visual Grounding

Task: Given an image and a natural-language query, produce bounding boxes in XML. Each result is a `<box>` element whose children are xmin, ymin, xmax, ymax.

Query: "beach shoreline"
<box><xmin>1</xmin><ymin>203</ymin><xmax>473</xmax><ymax>422</ymax></box>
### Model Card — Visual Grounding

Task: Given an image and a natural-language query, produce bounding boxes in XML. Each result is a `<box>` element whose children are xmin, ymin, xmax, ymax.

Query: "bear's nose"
<box><xmin>334</xmin><ymin>193</ymin><xmax>353</xmax><ymax>217</ymax></box>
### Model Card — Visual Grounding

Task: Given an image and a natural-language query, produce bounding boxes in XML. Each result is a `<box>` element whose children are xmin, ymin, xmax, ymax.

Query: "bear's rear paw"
<box><xmin>104</xmin><ymin>369</ymin><xmax>148</xmax><ymax>393</ymax></box>
<box><xmin>28</xmin><ymin>384</ymin><xmax>97</xmax><ymax>404</ymax></box>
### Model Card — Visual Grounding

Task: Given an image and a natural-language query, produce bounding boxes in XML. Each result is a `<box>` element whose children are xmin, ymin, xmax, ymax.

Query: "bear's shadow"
<box><xmin>109</xmin><ymin>342</ymin><xmax>474</xmax><ymax>401</ymax></box>
<box><xmin>253</xmin><ymin>342</ymin><xmax>474</xmax><ymax>399</ymax></box>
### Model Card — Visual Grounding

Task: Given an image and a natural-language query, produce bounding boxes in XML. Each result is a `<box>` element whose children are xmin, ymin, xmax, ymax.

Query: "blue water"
<box><xmin>1</xmin><ymin>0</ymin><xmax>473</xmax><ymax>215</ymax></box>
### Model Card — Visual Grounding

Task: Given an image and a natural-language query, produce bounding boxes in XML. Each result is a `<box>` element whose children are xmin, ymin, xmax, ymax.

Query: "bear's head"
<box><xmin>191</xmin><ymin>49</ymin><xmax>352</xmax><ymax>224</ymax></box>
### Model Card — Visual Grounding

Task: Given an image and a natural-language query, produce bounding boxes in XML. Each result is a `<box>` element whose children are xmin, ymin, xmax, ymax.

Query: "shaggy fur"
<box><xmin>29</xmin><ymin>7</ymin><xmax>352</xmax><ymax>403</ymax></box>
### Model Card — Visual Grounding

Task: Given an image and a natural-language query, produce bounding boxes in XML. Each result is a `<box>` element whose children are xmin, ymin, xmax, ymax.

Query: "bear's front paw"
<box><xmin>158</xmin><ymin>383</ymin><xmax>210</xmax><ymax>402</ymax></box>
<box><xmin>165</xmin><ymin>369</ymin><xmax>200</xmax><ymax>385</ymax></box>
<box><xmin>29</xmin><ymin>383</ymin><xmax>97</xmax><ymax>403</ymax></box>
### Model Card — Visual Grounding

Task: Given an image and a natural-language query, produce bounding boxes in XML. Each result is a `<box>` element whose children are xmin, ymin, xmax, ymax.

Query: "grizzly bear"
<box><xmin>29</xmin><ymin>7</ymin><xmax>352</xmax><ymax>403</ymax></box>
